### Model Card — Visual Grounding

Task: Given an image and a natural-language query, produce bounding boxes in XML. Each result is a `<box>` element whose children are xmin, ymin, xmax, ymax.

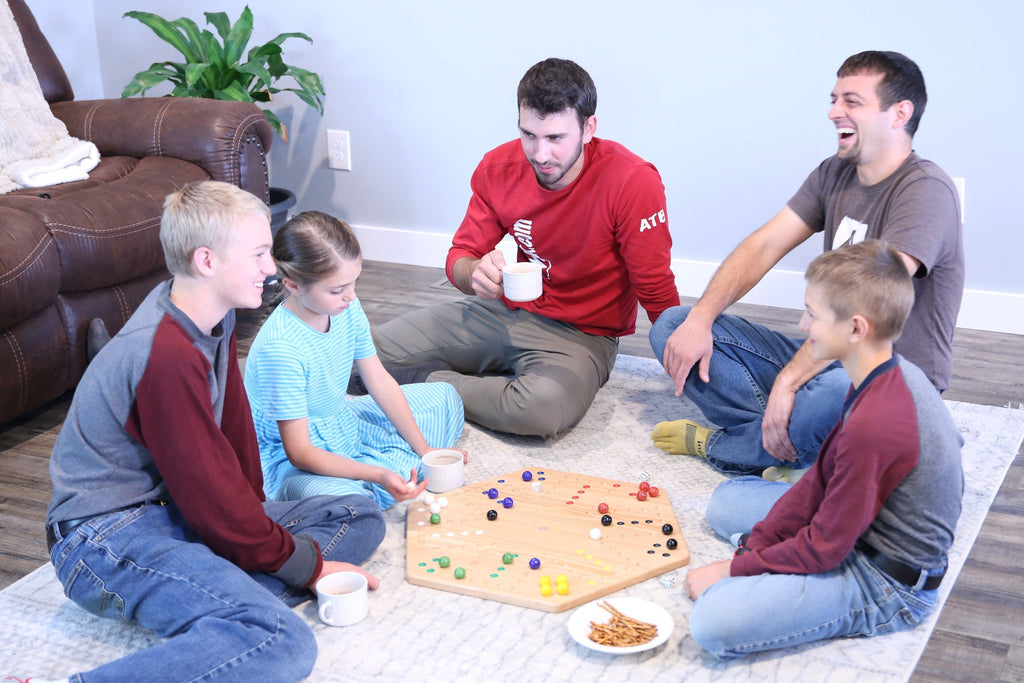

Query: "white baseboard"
<box><xmin>352</xmin><ymin>223</ymin><xmax>1024</xmax><ymax>336</ymax></box>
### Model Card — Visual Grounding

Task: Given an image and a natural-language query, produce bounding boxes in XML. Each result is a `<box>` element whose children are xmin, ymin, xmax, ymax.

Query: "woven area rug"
<box><xmin>2</xmin><ymin>355</ymin><xmax>1022</xmax><ymax>681</ymax></box>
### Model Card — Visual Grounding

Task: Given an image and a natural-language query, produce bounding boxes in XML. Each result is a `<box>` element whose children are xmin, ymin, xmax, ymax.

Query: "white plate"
<box><xmin>567</xmin><ymin>598</ymin><xmax>674</xmax><ymax>654</ymax></box>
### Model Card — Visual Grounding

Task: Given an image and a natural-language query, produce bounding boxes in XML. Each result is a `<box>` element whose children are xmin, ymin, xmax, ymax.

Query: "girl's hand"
<box><xmin>381</xmin><ymin>469</ymin><xmax>428</xmax><ymax>503</ymax></box>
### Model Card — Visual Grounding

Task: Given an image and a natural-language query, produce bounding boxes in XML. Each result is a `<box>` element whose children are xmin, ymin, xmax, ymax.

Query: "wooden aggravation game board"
<box><xmin>405</xmin><ymin>469</ymin><xmax>690</xmax><ymax>613</ymax></box>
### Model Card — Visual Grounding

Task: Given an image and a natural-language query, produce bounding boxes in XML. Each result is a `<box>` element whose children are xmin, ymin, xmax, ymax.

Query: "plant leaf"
<box><xmin>204</xmin><ymin>11</ymin><xmax>231</xmax><ymax>40</ymax></box>
<box><xmin>171</xmin><ymin>17</ymin><xmax>206</xmax><ymax>61</ymax></box>
<box><xmin>222</xmin><ymin>6</ymin><xmax>254</xmax><ymax>66</ymax></box>
<box><xmin>183</xmin><ymin>62</ymin><xmax>211</xmax><ymax>90</ymax></box>
<box><xmin>214</xmin><ymin>80</ymin><xmax>255</xmax><ymax>103</ymax></box>
<box><xmin>124</xmin><ymin>11</ymin><xmax>193</xmax><ymax>59</ymax></box>
<box><xmin>121</xmin><ymin>64</ymin><xmax>183</xmax><ymax>97</ymax></box>
<box><xmin>263</xmin><ymin>108</ymin><xmax>287</xmax><ymax>142</ymax></box>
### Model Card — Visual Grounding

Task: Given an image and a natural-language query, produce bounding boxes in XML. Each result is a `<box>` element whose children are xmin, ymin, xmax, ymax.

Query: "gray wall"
<box><xmin>31</xmin><ymin>0</ymin><xmax>1024</xmax><ymax>333</ymax></box>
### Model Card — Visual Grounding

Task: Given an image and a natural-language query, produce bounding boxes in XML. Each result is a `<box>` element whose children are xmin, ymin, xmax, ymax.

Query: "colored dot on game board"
<box><xmin>491</xmin><ymin>573</ymin><xmax>499</xmax><ymax>578</ymax></box>
<box><xmin>487</xmin><ymin>509</ymin><xmax>498</xmax><ymax>521</ymax></box>
<box><xmin>601</xmin><ymin>514</ymin><xmax>612</xmax><ymax>526</ymax></box>
<box><xmin>418</xmin><ymin>562</ymin><xmax>427</xmax><ymax>567</ymax></box>
<box><xmin>667</xmin><ymin>538</ymin><xmax>679</xmax><ymax>550</ymax></box>
<box><xmin>487</xmin><ymin>488</ymin><xmax>499</xmax><ymax>499</ymax></box>
<box><xmin>502</xmin><ymin>497</ymin><xmax>514</xmax><ymax>508</ymax></box>
<box><xmin>439</xmin><ymin>556</ymin><xmax>451</xmax><ymax>568</ymax></box>
<box><xmin>502</xmin><ymin>552</ymin><xmax>514</xmax><ymax>564</ymax></box>
<box><xmin>454</xmin><ymin>567</ymin><xmax>466</xmax><ymax>579</ymax></box>
<box><xmin>662</xmin><ymin>523</ymin><xmax>674</xmax><ymax>535</ymax></box>
<box><xmin>522</xmin><ymin>471</ymin><xmax>533</xmax><ymax>481</ymax></box>
<box><xmin>529</xmin><ymin>557</ymin><xmax>541</xmax><ymax>569</ymax></box>
<box><xmin>597</xmin><ymin>502</ymin><xmax>609</xmax><ymax>514</ymax></box>
<box><xmin>430</xmin><ymin>513</ymin><xmax>441</xmax><ymax>524</ymax></box>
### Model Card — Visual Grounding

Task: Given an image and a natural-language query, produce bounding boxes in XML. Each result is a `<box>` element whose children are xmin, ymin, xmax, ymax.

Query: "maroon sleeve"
<box><xmin>732</xmin><ymin>378</ymin><xmax>919</xmax><ymax>577</ymax></box>
<box><xmin>127</xmin><ymin>318</ymin><xmax>320</xmax><ymax>582</ymax></box>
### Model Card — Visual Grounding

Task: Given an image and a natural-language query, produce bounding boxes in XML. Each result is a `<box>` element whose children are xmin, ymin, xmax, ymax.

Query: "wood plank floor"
<box><xmin>2</xmin><ymin>260</ymin><xmax>1022</xmax><ymax>681</ymax></box>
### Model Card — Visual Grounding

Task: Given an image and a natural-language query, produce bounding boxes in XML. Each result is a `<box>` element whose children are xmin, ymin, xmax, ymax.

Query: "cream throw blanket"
<box><xmin>0</xmin><ymin>0</ymin><xmax>99</xmax><ymax>194</ymax></box>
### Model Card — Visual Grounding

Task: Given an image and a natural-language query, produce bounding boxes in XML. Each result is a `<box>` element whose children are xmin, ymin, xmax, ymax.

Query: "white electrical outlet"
<box><xmin>327</xmin><ymin>129</ymin><xmax>351</xmax><ymax>171</ymax></box>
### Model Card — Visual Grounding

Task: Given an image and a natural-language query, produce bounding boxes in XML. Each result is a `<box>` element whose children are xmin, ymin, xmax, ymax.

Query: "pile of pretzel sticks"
<box><xmin>587</xmin><ymin>601</ymin><xmax>658</xmax><ymax>647</ymax></box>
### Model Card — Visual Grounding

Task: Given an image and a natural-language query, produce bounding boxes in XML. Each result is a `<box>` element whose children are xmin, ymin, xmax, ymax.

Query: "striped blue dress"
<box><xmin>244</xmin><ymin>299</ymin><xmax>464</xmax><ymax>509</ymax></box>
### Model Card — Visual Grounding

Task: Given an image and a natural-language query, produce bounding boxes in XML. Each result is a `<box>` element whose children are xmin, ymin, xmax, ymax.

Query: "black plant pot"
<box><xmin>269</xmin><ymin>187</ymin><xmax>297</xmax><ymax>234</ymax></box>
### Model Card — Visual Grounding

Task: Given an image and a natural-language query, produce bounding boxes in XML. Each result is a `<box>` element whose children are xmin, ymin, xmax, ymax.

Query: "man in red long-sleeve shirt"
<box><xmin>370</xmin><ymin>58</ymin><xmax>678</xmax><ymax>438</ymax></box>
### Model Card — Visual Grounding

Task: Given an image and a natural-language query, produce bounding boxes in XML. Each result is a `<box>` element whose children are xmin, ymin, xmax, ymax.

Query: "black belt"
<box><xmin>47</xmin><ymin>500</ymin><xmax>168</xmax><ymax>551</ymax></box>
<box><xmin>857</xmin><ymin>540</ymin><xmax>944</xmax><ymax>591</ymax></box>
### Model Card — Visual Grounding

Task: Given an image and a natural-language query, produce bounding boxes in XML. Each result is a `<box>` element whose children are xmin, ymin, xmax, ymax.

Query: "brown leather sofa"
<box><xmin>0</xmin><ymin>0</ymin><xmax>274</xmax><ymax>425</ymax></box>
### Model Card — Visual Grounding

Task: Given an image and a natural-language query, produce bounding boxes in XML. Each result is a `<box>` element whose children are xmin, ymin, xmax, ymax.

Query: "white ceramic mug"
<box><xmin>421</xmin><ymin>448</ymin><xmax>465</xmax><ymax>493</ymax></box>
<box><xmin>316</xmin><ymin>571</ymin><xmax>368</xmax><ymax>627</ymax></box>
<box><xmin>501</xmin><ymin>261</ymin><xmax>543</xmax><ymax>302</ymax></box>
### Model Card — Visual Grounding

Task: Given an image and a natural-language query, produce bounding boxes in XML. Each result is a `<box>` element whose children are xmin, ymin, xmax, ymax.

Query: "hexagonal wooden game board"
<box><xmin>405</xmin><ymin>468</ymin><xmax>690</xmax><ymax>612</ymax></box>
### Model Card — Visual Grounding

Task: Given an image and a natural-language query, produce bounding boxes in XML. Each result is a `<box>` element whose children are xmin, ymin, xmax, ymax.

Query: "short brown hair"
<box><xmin>805</xmin><ymin>240</ymin><xmax>914</xmax><ymax>342</ymax></box>
<box><xmin>161</xmin><ymin>181</ymin><xmax>270</xmax><ymax>276</ymax></box>
<box><xmin>837</xmin><ymin>51</ymin><xmax>926</xmax><ymax>137</ymax></box>
<box><xmin>273</xmin><ymin>210</ymin><xmax>361</xmax><ymax>286</ymax></box>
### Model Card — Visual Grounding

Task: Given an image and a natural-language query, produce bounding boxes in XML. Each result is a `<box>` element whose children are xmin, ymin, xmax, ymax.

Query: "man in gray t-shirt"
<box><xmin>648</xmin><ymin>50</ymin><xmax>964</xmax><ymax>476</ymax></box>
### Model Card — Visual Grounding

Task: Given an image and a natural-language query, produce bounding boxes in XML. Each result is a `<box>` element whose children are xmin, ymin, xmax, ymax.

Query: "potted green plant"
<box><xmin>121</xmin><ymin>6</ymin><xmax>324</xmax><ymax>229</ymax></box>
<box><xmin>121</xmin><ymin>6</ymin><xmax>324</xmax><ymax>143</ymax></box>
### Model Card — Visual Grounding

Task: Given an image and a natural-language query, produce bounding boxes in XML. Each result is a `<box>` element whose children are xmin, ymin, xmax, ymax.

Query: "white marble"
<box><xmin>2</xmin><ymin>356</ymin><xmax>1022</xmax><ymax>682</ymax></box>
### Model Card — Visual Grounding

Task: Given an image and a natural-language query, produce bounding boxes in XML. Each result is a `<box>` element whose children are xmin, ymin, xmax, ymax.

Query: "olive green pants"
<box><xmin>372</xmin><ymin>298</ymin><xmax>618</xmax><ymax>438</ymax></box>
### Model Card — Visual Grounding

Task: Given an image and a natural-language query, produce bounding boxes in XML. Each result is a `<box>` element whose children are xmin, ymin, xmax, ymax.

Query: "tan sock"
<box><xmin>651</xmin><ymin>419</ymin><xmax>713</xmax><ymax>457</ymax></box>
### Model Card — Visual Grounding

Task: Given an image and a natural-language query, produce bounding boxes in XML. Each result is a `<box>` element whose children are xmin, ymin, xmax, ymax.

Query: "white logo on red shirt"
<box><xmin>640</xmin><ymin>209</ymin><xmax>667</xmax><ymax>232</ymax></box>
<box><xmin>512</xmin><ymin>219</ymin><xmax>552</xmax><ymax>273</ymax></box>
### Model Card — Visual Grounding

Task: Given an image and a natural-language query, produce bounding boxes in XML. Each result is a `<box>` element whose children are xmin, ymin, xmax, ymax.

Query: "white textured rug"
<box><xmin>2</xmin><ymin>356</ymin><xmax>1022</xmax><ymax>682</ymax></box>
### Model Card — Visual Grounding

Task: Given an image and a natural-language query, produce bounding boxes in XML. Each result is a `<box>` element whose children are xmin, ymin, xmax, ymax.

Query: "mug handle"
<box><xmin>319</xmin><ymin>600</ymin><xmax>334</xmax><ymax>625</ymax></box>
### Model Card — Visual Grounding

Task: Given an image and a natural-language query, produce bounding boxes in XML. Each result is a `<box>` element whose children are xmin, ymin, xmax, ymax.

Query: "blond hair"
<box><xmin>805</xmin><ymin>240</ymin><xmax>914</xmax><ymax>342</ymax></box>
<box><xmin>160</xmin><ymin>181</ymin><xmax>270</xmax><ymax>276</ymax></box>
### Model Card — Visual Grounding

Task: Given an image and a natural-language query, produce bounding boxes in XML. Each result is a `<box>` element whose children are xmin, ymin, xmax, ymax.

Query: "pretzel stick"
<box><xmin>587</xmin><ymin>601</ymin><xmax>659</xmax><ymax>646</ymax></box>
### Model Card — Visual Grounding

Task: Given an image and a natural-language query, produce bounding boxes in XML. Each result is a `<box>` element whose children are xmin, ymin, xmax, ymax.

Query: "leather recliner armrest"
<box><xmin>51</xmin><ymin>97</ymin><xmax>275</xmax><ymax>198</ymax></box>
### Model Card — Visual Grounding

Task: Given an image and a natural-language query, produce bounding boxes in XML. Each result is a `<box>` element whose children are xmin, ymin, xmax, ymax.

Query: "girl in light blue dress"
<box><xmin>245</xmin><ymin>211</ymin><xmax>465</xmax><ymax>509</ymax></box>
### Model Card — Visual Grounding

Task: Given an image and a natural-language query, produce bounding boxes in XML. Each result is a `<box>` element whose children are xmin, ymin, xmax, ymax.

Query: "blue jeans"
<box><xmin>649</xmin><ymin>305</ymin><xmax>849</xmax><ymax>474</ymax></box>
<box><xmin>49</xmin><ymin>495</ymin><xmax>385</xmax><ymax>682</ymax></box>
<box><xmin>693</xmin><ymin>477</ymin><xmax>937</xmax><ymax>659</ymax></box>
